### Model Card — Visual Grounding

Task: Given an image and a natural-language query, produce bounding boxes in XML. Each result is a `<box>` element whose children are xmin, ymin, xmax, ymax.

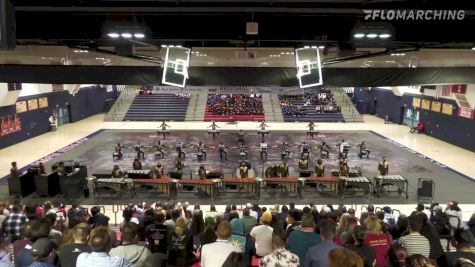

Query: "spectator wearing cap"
<box><xmin>287</xmin><ymin>214</ymin><xmax>321</xmax><ymax>263</ymax></box>
<box><xmin>344</xmin><ymin>225</ymin><xmax>376</xmax><ymax>267</ymax></box>
<box><xmin>29</xmin><ymin>238</ymin><xmax>55</xmax><ymax>267</ymax></box>
<box><xmin>240</xmin><ymin>208</ymin><xmax>257</xmax><ymax>235</ymax></box>
<box><xmin>110</xmin><ymin>223</ymin><xmax>151</xmax><ymax>267</ymax></box>
<box><xmin>286</xmin><ymin>210</ymin><xmax>302</xmax><ymax>237</ymax></box>
<box><xmin>260</xmin><ymin>232</ymin><xmax>299</xmax><ymax>267</ymax></box>
<box><xmin>398</xmin><ymin>214</ymin><xmax>430</xmax><ymax>258</ymax></box>
<box><xmin>2</xmin><ymin>204</ymin><xmax>28</xmax><ymax>242</ymax></box>
<box><xmin>250</xmin><ymin>211</ymin><xmax>274</xmax><ymax>257</ymax></box>
<box><xmin>76</xmin><ymin>226</ymin><xmax>133</xmax><ymax>267</ymax></box>
<box><xmin>437</xmin><ymin>228</ymin><xmax>475</xmax><ymax>267</ymax></box>
<box><xmin>364</xmin><ymin>216</ymin><xmax>391</xmax><ymax>267</ymax></box>
<box><xmin>16</xmin><ymin>219</ymin><xmax>56</xmax><ymax>267</ymax></box>
<box><xmin>304</xmin><ymin>218</ymin><xmax>340</xmax><ymax>267</ymax></box>
<box><xmin>201</xmin><ymin>221</ymin><xmax>240</xmax><ymax>267</ymax></box>
<box><xmin>59</xmin><ymin>223</ymin><xmax>91</xmax><ymax>267</ymax></box>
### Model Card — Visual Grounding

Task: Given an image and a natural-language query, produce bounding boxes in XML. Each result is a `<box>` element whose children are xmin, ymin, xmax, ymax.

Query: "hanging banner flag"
<box><xmin>458</xmin><ymin>107</ymin><xmax>474</xmax><ymax>119</ymax></box>
<box><xmin>451</xmin><ymin>84</ymin><xmax>467</xmax><ymax>94</ymax></box>
<box><xmin>441</xmin><ymin>85</ymin><xmax>451</xmax><ymax>96</ymax></box>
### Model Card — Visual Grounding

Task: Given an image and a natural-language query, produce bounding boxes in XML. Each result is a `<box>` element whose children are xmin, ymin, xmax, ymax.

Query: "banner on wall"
<box><xmin>15</xmin><ymin>101</ymin><xmax>28</xmax><ymax>113</ymax></box>
<box><xmin>441</xmin><ymin>103</ymin><xmax>453</xmax><ymax>115</ymax></box>
<box><xmin>38</xmin><ymin>97</ymin><xmax>48</xmax><ymax>108</ymax></box>
<box><xmin>421</xmin><ymin>99</ymin><xmax>431</xmax><ymax>110</ymax></box>
<box><xmin>27</xmin><ymin>99</ymin><xmax>38</xmax><ymax>111</ymax></box>
<box><xmin>52</xmin><ymin>84</ymin><xmax>64</xmax><ymax>92</ymax></box>
<box><xmin>412</xmin><ymin>97</ymin><xmax>421</xmax><ymax>108</ymax></box>
<box><xmin>431</xmin><ymin>101</ymin><xmax>441</xmax><ymax>112</ymax></box>
<box><xmin>451</xmin><ymin>84</ymin><xmax>467</xmax><ymax>94</ymax></box>
<box><xmin>0</xmin><ymin>114</ymin><xmax>21</xmax><ymax>136</ymax></box>
<box><xmin>458</xmin><ymin>107</ymin><xmax>474</xmax><ymax>119</ymax></box>
<box><xmin>441</xmin><ymin>85</ymin><xmax>451</xmax><ymax>96</ymax></box>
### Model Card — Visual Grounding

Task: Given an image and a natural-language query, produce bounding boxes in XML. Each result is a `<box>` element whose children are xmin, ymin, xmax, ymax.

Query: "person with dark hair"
<box><xmin>388</xmin><ymin>244</ymin><xmax>408</xmax><ymax>267</ymax></box>
<box><xmin>286</xmin><ymin>210</ymin><xmax>302</xmax><ymax>237</ymax></box>
<box><xmin>88</xmin><ymin>206</ymin><xmax>110</xmax><ymax>228</ymax></box>
<box><xmin>417</xmin><ymin>212</ymin><xmax>444</xmax><ymax>260</ymax></box>
<box><xmin>405</xmin><ymin>254</ymin><xmax>434</xmax><ymax>267</ymax></box>
<box><xmin>132</xmin><ymin>157</ymin><xmax>143</xmax><ymax>170</ymax></box>
<box><xmin>77</xmin><ymin>227</ymin><xmax>132</xmax><ymax>267</ymax></box>
<box><xmin>202</xmin><ymin>221</ymin><xmax>240</xmax><ymax>267</ymax></box>
<box><xmin>2</xmin><ymin>203</ymin><xmax>27</xmax><ymax>242</ymax></box>
<box><xmin>260</xmin><ymin>232</ymin><xmax>299</xmax><ymax>267</ymax></box>
<box><xmin>392</xmin><ymin>214</ymin><xmax>410</xmax><ymax>240</ymax></box>
<box><xmin>67</xmin><ymin>201</ymin><xmax>86</xmax><ymax>229</ymax></box>
<box><xmin>59</xmin><ymin>223</ymin><xmax>91</xmax><ymax>267</ymax></box>
<box><xmin>398</xmin><ymin>214</ymin><xmax>430</xmax><ymax>257</ymax></box>
<box><xmin>437</xmin><ymin>228</ymin><xmax>475</xmax><ymax>267</ymax></box>
<box><xmin>144</xmin><ymin>212</ymin><xmax>168</xmax><ymax>254</ymax></box>
<box><xmin>344</xmin><ymin>225</ymin><xmax>376</xmax><ymax>267</ymax></box>
<box><xmin>164</xmin><ymin>208</ymin><xmax>181</xmax><ymax>229</ymax></box>
<box><xmin>29</xmin><ymin>238</ymin><xmax>55</xmax><ymax>267</ymax></box>
<box><xmin>10</xmin><ymin>162</ymin><xmax>19</xmax><ymax>178</ymax></box>
<box><xmin>287</xmin><ymin>215</ymin><xmax>321</xmax><ymax>263</ymax></box>
<box><xmin>16</xmin><ymin>219</ymin><xmax>55</xmax><ymax>267</ymax></box>
<box><xmin>190</xmin><ymin>210</ymin><xmax>205</xmax><ymax>249</ymax></box>
<box><xmin>110</xmin><ymin>223</ymin><xmax>150</xmax><ymax>267</ymax></box>
<box><xmin>240</xmin><ymin>208</ymin><xmax>257</xmax><ymax>235</ymax></box>
<box><xmin>12</xmin><ymin>220</ymin><xmax>35</xmax><ymax>263</ymax></box>
<box><xmin>305</xmin><ymin>218</ymin><xmax>340</xmax><ymax>267</ymax></box>
<box><xmin>222</xmin><ymin>252</ymin><xmax>245</xmax><ymax>267</ymax></box>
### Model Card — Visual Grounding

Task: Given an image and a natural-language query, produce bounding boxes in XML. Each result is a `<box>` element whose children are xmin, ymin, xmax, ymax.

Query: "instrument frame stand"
<box><xmin>208</xmin><ymin>131</ymin><xmax>220</xmax><ymax>140</ymax></box>
<box><xmin>307</xmin><ymin>131</ymin><xmax>319</xmax><ymax>140</ymax></box>
<box><xmin>112</xmin><ymin>153</ymin><xmax>122</xmax><ymax>161</ymax></box>
<box><xmin>197</xmin><ymin>152</ymin><xmax>206</xmax><ymax>162</ymax></box>
<box><xmin>157</xmin><ymin>130</ymin><xmax>170</xmax><ymax>140</ymax></box>
<box><xmin>358</xmin><ymin>150</ymin><xmax>370</xmax><ymax>159</ymax></box>
<box><xmin>281</xmin><ymin>152</ymin><xmax>290</xmax><ymax>161</ymax></box>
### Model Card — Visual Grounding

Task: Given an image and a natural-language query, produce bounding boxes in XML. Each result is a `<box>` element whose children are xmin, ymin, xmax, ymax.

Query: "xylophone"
<box><xmin>301</xmin><ymin>176</ymin><xmax>339</xmax><ymax>195</ymax></box>
<box><xmin>124</xmin><ymin>170</ymin><xmax>151</xmax><ymax>179</ymax></box>
<box><xmin>373</xmin><ymin>175</ymin><xmax>408</xmax><ymax>199</ymax></box>
<box><xmin>134</xmin><ymin>178</ymin><xmax>177</xmax><ymax>199</ymax></box>
<box><xmin>260</xmin><ymin>177</ymin><xmax>301</xmax><ymax>198</ymax></box>
<box><xmin>94</xmin><ymin>178</ymin><xmax>134</xmax><ymax>198</ymax></box>
<box><xmin>340</xmin><ymin>176</ymin><xmax>373</xmax><ymax>198</ymax></box>
<box><xmin>178</xmin><ymin>179</ymin><xmax>218</xmax><ymax>199</ymax></box>
<box><xmin>221</xmin><ymin>178</ymin><xmax>259</xmax><ymax>199</ymax></box>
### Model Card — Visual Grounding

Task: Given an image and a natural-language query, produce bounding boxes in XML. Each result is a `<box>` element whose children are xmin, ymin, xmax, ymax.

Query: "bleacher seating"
<box><xmin>280</xmin><ymin>96</ymin><xmax>345</xmax><ymax>122</ymax></box>
<box><xmin>204</xmin><ymin>94</ymin><xmax>265</xmax><ymax>122</ymax></box>
<box><xmin>123</xmin><ymin>93</ymin><xmax>189</xmax><ymax>121</ymax></box>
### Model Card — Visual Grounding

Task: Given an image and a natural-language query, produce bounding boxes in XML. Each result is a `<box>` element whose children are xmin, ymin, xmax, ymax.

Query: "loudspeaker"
<box><xmin>246</xmin><ymin>22</ymin><xmax>258</xmax><ymax>35</ymax></box>
<box><xmin>0</xmin><ymin>0</ymin><xmax>16</xmax><ymax>50</ymax></box>
<box><xmin>417</xmin><ymin>178</ymin><xmax>434</xmax><ymax>202</ymax></box>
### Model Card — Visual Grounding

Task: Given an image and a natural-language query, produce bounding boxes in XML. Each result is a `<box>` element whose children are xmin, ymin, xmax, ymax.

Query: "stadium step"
<box><xmin>332</xmin><ymin>87</ymin><xmax>364</xmax><ymax>122</ymax></box>
<box><xmin>104</xmin><ymin>86</ymin><xmax>138</xmax><ymax>121</ymax></box>
<box><xmin>123</xmin><ymin>93</ymin><xmax>190</xmax><ymax>121</ymax></box>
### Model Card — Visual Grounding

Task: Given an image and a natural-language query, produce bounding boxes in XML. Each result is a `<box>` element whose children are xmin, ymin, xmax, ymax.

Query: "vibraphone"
<box><xmin>260</xmin><ymin>177</ymin><xmax>301</xmax><ymax>198</ymax></box>
<box><xmin>340</xmin><ymin>176</ymin><xmax>373</xmax><ymax>198</ymax></box>
<box><xmin>178</xmin><ymin>179</ymin><xmax>218</xmax><ymax>199</ymax></box>
<box><xmin>373</xmin><ymin>175</ymin><xmax>408</xmax><ymax>199</ymax></box>
<box><xmin>301</xmin><ymin>176</ymin><xmax>339</xmax><ymax>195</ymax></box>
<box><xmin>330</xmin><ymin>168</ymin><xmax>362</xmax><ymax>178</ymax></box>
<box><xmin>94</xmin><ymin>178</ymin><xmax>134</xmax><ymax>198</ymax></box>
<box><xmin>133</xmin><ymin>178</ymin><xmax>177</xmax><ymax>199</ymax></box>
<box><xmin>221</xmin><ymin>178</ymin><xmax>259</xmax><ymax>199</ymax></box>
<box><xmin>124</xmin><ymin>170</ymin><xmax>151</xmax><ymax>179</ymax></box>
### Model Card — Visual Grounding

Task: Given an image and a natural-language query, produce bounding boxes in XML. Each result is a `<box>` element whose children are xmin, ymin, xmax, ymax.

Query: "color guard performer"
<box><xmin>317</xmin><ymin>141</ymin><xmax>330</xmax><ymax>158</ymax></box>
<box><xmin>236</xmin><ymin>130</ymin><xmax>246</xmax><ymax>147</ymax></box>
<box><xmin>307</xmin><ymin>121</ymin><xmax>318</xmax><ymax>139</ymax></box>
<box><xmin>357</xmin><ymin>141</ymin><xmax>370</xmax><ymax>159</ymax></box>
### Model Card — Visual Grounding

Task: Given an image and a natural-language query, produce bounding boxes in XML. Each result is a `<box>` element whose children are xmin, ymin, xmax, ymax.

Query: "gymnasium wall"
<box><xmin>354</xmin><ymin>87</ymin><xmax>475</xmax><ymax>152</ymax></box>
<box><xmin>0</xmin><ymin>86</ymin><xmax>114</xmax><ymax>149</ymax></box>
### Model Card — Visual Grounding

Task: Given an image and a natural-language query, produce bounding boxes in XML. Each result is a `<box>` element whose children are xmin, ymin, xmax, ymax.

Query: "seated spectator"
<box><xmin>287</xmin><ymin>214</ymin><xmax>321</xmax><ymax>263</ymax></box>
<box><xmin>260</xmin><ymin>232</ymin><xmax>299</xmax><ymax>267</ymax></box>
<box><xmin>110</xmin><ymin>223</ymin><xmax>151</xmax><ymax>267</ymax></box>
<box><xmin>286</xmin><ymin>210</ymin><xmax>302</xmax><ymax>237</ymax></box>
<box><xmin>410</xmin><ymin>122</ymin><xmax>424</xmax><ymax>134</ymax></box>
<box><xmin>16</xmin><ymin>219</ymin><xmax>56</xmax><ymax>267</ymax></box>
<box><xmin>305</xmin><ymin>218</ymin><xmax>340</xmax><ymax>267</ymax></box>
<box><xmin>388</xmin><ymin>244</ymin><xmax>408</xmax><ymax>267</ymax></box>
<box><xmin>445</xmin><ymin>201</ymin><xmax>463</xmax><ymax>230</ymax></box>
<box><xmin>0</xmin><ymin>237</ymin><xmax>12</xmax><ymax>267</ymax></box>
<box><xmin>437</xmin><ymin>228</ymin><xmax>475</xmax><ymax>267</ymax></box>
<box><xmin>201</xmin><ymin>221</ymin><xmax>240</xmax><ymax>267</ymax></box>
<box><xmin>222</xmin><ymin>252</ymin><xmax>245</xmax><ymax>267</ymax></box>
<box><xmin>328</xmin><ymin>247</ymin><xmax>364</xmax><ymax>267</ymax></box>
<box><xmin>418</xmin><ymin>212</ymin><xmax>444</xmax><ymax>260</ymax></box>
<box><xmin>344</xmin><ymin>226</ymin><xmax>376</xmax><ymax>267</ymax></box>
<box><xmin>250</xmin><ymin>211</ymin><xmax>274</xmax><ymax>257</ymax></box>
<box><xmin>29</xmin><ymin>238</ymin><xmax>55</xmax><ymax>267</ymax></box>
<box><xmin>168</xmin><ymin>217</ymin><xmax>195</xmax><ymax>266</ymax></box>
<box><xmin>364</xmin><ymin>215</ymin><xmax>391</xmax><ymax>267</ymax></box>
<box><xmin>240</xmin><ymin>208</ymin><xmax>257</xmax><ymax>235</ymax></box>
<box><xmin>144</xmin><ymin>212</ymin><xmax>168</xmax><ymax>254</ymax></box>
<box><xmin>399</xmin><ymin>214</ymin><xmax>430</xmax><ymax>258</ymax></box>
<box><xmin>76</xmin><ymin>226</ymin><xmax>132</xmax><ymax>267</ymax></box>
<box><xmin>59</xmin><ymin>223</ymin><xmax>91</xmax><ymax>267</ymax></box>
<box><xmin>405</xmin><ymin>254</ymin><xmax>435</xmax><ymax>267</ymax></box>
<box><xmin>2</xmin><ymin>203</ymin><xmax>28</xmax><ymax>242</ymax></box>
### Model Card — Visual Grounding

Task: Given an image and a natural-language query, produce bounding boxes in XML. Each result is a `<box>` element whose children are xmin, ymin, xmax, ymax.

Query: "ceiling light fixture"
<box><xmin>353</xmin><ymin>33</ymin><xmax>365</xmax><ymax>38</ymax></box>
<box><xmin>379</xmin><ymin>33</ymin><xmax>391</xmax><ymax>39</ymax></box>
<box><xmin>107</xmin><ymin>33</ymin><xmax>120</xmax><ymax>38</ymax></box>
<box><xmin>366</xmin><ymin>33</ymin><xmax>378</xmax><ymax>38</ymax></box>
<box><xmin>304</xmin><ymin>46</ymin><xmax>310</xmax><ymax>48</ymax></box>
<box><xmin>121</xmin><ymin>33</ymin><xmax>132</xmax><ymax>38</ymax></box>
<box><xmin>318</xmin><ymin>45</ymin><xmax>325</xmax><ymax>49</ymax></box>
<box><xmin>134</xmin><ymin>33</ymin><xmax>145</xmax><ymax>38</ymax></box>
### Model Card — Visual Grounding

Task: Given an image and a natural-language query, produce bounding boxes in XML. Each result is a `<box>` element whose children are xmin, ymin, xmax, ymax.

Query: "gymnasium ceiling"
<box><xmin>7</xmin><ymin>0</ymin><xmax>475</xmax><ymax>67</ymax></box>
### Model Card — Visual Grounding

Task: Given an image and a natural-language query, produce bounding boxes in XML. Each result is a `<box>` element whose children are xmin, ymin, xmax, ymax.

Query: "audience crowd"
<box><xmin>0</xmin><ymin>199</ymin><xmax>473</xmax><ymax>267</ymax></box>
<box><xmin>280</xmin><ymin>88</ymin><xmax>341</xmax><ymax>117</ymax></box>
<box><xmin>207</xmin><ymin>94</ymin><xmax>264</xmax><ymax>116</ymax></box>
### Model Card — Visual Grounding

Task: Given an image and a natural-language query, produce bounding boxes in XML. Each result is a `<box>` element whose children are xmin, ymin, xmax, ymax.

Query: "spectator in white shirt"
<box><xmin>201</xmin><ymin>221</ymin><xmax>239</xmax><ymax>267</ymax></box>
<box><xmin>246</xmin><ymin>203</ymin><xmax>258</xmax><ymax>220</ymax></box>
<box><xmin>250</xmin><ymin>211</ymin><xmax>274</xmax><ymax>257</ymax></box>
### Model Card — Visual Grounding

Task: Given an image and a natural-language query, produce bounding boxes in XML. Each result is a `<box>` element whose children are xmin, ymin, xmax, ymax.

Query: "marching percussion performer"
<box><xmin>175</xmin><ymin>159</ymin><xmax>185</xmax><ymax>172</ymax></box>
<box><xmin>207</xmin><ymin>121</ymin><xmax>220</xmax><ymax>139</ymax></box>
<box><xmin>158</xmin><ymin>121</ymin><xmax>170</xmax><ymax>139</ymax></box>
<box><xmin>357</xmin><ymin>141</ymin><xmax>370</xmax><ymax>159</ymax></box>
<box><xmin>307</xmin><ymin>121</ymin><xmax>318</xmax><ymax>139</ymax></box>
<box><xmin>112</xmin><ymin>165</ymin><xmax>123</xmax><ymax>178</ymax></box>
<box><xmin>176</xmin><ymin>142</ymin><xmax>186</xmax><ymax>159</ymax></box>
<box><xmin>114</xmin><ymin>143</ymin><xmax>123</xmax><ymax>160</ymax></box>
<box><xmin>301</xmin><ymin>141</ymin><xmax>310</xmax><ymax>159</ymax></box>
<box><xmin>378</xmin><ymin>157</ymin><xmax>389</xmax><ymax>175</ymax></box>
<box><xmin>239</xmin><ymin>161</ymin><xmax>249</xmax><ymax>178</ymax></box>
<box><xmin>259</xmin><ymin>120</ymin><xmax>269</xmax><ymax>131</ymax></box>
<box><xmin>336</xmin><ymin>139</ymin><xmax>350</xmax><ymax>159</ymax></box>
<box><xmin>218</xmin><ymin>142</ymin><xmax>228</xmax><ymax>160</ymax></box>
<box><xmin>10</xmin><ymin>162</ymin><xmax>19</xmax><ymax>179</ymax></box>
<box><xmin>132</xmin><ymin>157</ymin><xmax>143</xmax><ymax>170</ymax></box>
<box><xmin>134</xmin><ymin>142</ymin><xmax>146</xmax><ymax>159</ymax></box>
<box><xmin>257</xmin><ymin>121</ymin><xmax>270</xmax><ymax>142</ymax></box>
<box><xmin>236</xmin><ymin>130</ymin><xmax>246</xmax><ymax>147</ymax></box>
<box><xmin>153</xmin><ymin>140</ymin><xmax>166</xmax><ymax>159</ymax></box>
<box><xmin>238</xmin><ymin>144</ymin><xmax>249</xmax><ymax>160</ymax></box>
<box><xmin>280</xmin><ymin>161</ymin><xmax>289</xmax><ymax>177</ymax></box>
<box><xmin>315</xmin><ymin>159</ymin><xmax>325</xmax><ymax>177</ymax></box>
<box><xmin>317</xmin><ymin>141</ymin><xmax>330</xmax><ymax>158</ymax></box>
<box><xmin>276</xmin><ymin>141</ymin><xmax>291</xmax><ymax>160</ymax></box>
<box><xmin>298</xmin><ymin>156</ymin><xmax>309</xmax><ymax>170</ymax></box>
<box><xmin>259</xmin><ymin>142</ymin><xmax>268</xmax><ymax>160</ymax></box>
<box><xmin>196</xmin><ymin>141</ymin><xmax>207</xmax><ymax>160</ymax></box>
<box><xmin>154</xmin><ymin>163</ymin><xmax>164</xmax><ymax>178</ymax></box>
<box><xmin>198</xmin><ymin>164</ymin><xmax>207</xmax><ymax>179</ymax></box>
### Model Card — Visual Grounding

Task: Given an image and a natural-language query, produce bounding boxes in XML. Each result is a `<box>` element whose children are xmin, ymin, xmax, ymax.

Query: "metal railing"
<box><xmin>105</xmin><ymin>86</ymin><xmax>137</xmax><ymax>121</ymax></box>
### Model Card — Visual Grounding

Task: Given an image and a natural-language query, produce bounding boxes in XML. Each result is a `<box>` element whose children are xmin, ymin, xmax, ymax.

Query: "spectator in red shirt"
<box><xmin>364</xmin><ymin>216</ymin><xmax>391</xmax><ymax>267</ymax></box>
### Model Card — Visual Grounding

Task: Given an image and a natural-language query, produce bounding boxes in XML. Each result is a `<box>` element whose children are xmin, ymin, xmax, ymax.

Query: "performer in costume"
<box><xmin>56</xmin><ymin>162</ymin><xmax>64</xmax><ymax>176</ymax></box>
<box><xmin>315</xmin><ymin>159</ymin><xmax>325</xmax><ymax>177</ymax></box>
<box><xmin>336</xmin><ymin>139</ymin><xmax>350</xmax><ymax>159</ymax></box>
<box><xmin>298</xmin><ymin>156</ymin><xmax>309</xmax><ymax>170</ymax></box>
<box><xmin>259</xmin><ymin>142</ymin><xmax>268</xmax><ymax>160</ymax></box>
<box><xmin>112</xmin><ymin>165</ymin><xmax>123</xmax><ymax>178</ymax></box>
<box><xmin>207</xmin><ymin>121</ymin><xmax>220</xmax><ymax>139</ymax></box>
<box><xmin>134</xmin><ymin>142</ymin><xmax>145</xmax><ymax>159</ymax></box>
<box><xmin>301</xmin><ymin>141</ymin><xmax>310</xmax><ymax>159</ymax></box>
<box><xmin>257</xmin><ymin>121</ymin><xmax>270</xmax><ymax>142</ymax></box>
<box><xmin>218</xmin><ymin>142</ymin><xmax>227</xmax><ymax>160</ymax></box>
<box><xmin>159</xmin><ymin>121</ymin><xmax>170</xmax><ymax>131</ymax></box>
<box><xmin>175</xmin><ymin>142</ymin><xmax>186</xmax><ymax>159</ymax></box>
<box><xmin>378</xmin><ymin>157</ymin><xmax>389</xmax><ymax>175</ymax></box>
<box><xmin>132</xmin><ymin>157</ymin><xmax>143</xmax><ymax>170</ymax></box>
<box><xmin>154</xmin><ymin>140</ymin><xmax>166</xmax><ymax>159</ymax></box>
<box><xmin>154</xmin><ymin>163</ymin><xmax>164</xmax><ymax>178</ymax></box>
<box><xmin>198</xmin><ymin>164</ymin><xmax>207</xmax><ymax>179</ymax></box>
<box><xmin>357</xmin><ymin>141</ymin><xmax>370</xmax><ymax>159</ymax></box>
<box><xmin>38</xmin><ymin>162</ymin><xmax>47</xmax><ymax>176</ymax></box>
<box><xmin>280</xmin><ymin>161</ymin><xmax>289</xmax><ymax>177</ymax></box>
<box><xmin>236</xmin><ymin>130</ymin><xmax>246</xmax><ymax>147</ymax></box>
<box><xmin>10</xmin><ymin>162</ymin><xmax>19</xmax><ymax>178</ymax></box>
<box><xmin>175</xmin><ymin>159</ymin><xmax>185</xmax><ymax>172</ymax></box>
<box><xmin>238</xmin><ymin>144</ymin><xmax>249</xmax><ymax>160</ymax></box>
<box><xmin>307</xmin><ymin>121</ymin><xmax>318</xmax><ymax>139</ymax></box>
<box><xmin>317</xmin><ymin>141</ymin><xmax>330</xmax><ymax>158</ymax></box>
<box><xmin>114</xmin><ymin>143</ymin><xmax>124</xmax><ymax>160</ymax></box>
<box><xmin>259</xmin><ymin>121</ymin><xmax>269</xmax><ymax>131</ymax></box>
<box><xmin>196</xmin><ymin>141</ymin><xmax>207</xmax><ymax>160</ymax></box>
<box><xmin>278</xmin><ymin>141</ymin><xmax>291</xmax><ymax>160</ymax></box>
<box><xmin>239</xmin><ymin>162</ymin><xmax>249</xmax><ymax>178</ymax></box>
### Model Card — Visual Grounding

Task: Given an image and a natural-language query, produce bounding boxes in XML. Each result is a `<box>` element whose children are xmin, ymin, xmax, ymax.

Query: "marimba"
<box><xmin>124</xmin><ymin>170</ymin><xmax>151</xmax><ymax>179</ymax></box>
<box><xmin>260</xmin><ymin>177</ymin><xmax>301</xmax><ymax>198</ymax></box>
<box><xmin>134</xmin><ymin>178</ymin><xmax>176</xmax><ymax>199</ymax></box>
<box><xmin>373</xmin><ymin>175</ymin><xmax>408</xmax><ymax>199</ymax></box>
<box><xmin>221</xmin><ymin>178</ymin><xmax>259</xmax><ymax>199</ymax></box>
<box><xmin>178</xmin><ymin>179</ymin><xmax>218</xmax><ymax>199</ymax></box>
<box><xmin>330</xmin><ymin>168</ymin><xmax>362</xmax><ymax>178</ymax></box>
<box><xmin>341</xmin><ymin>176</ymin><xmax>373</xmax><ymax>198</ymax></box>
<box><xmin>301</xmin><ymin>176</ymin><xmax>339</xmax><ymax>195</ymax></box>
<box><xmin>94</xmin><ymin>178</ymin><xmax>134</xmax><ymax>198</ymax></box>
